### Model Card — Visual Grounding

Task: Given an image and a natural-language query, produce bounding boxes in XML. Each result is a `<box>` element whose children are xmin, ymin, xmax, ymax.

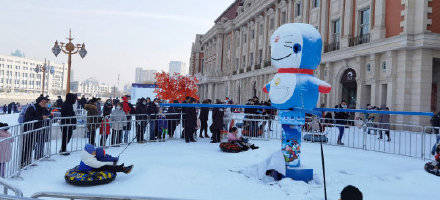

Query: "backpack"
<box><xmin>18</xmin><ymin>104</ymin><xmax>36</xmax><ymax>123</ymax></box>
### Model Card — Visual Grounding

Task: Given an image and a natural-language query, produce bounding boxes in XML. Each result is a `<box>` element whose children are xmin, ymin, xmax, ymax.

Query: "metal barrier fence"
<box><xmin>30</xmin><ymin>192</ymin><xmax>188</xmax><ymax>200</ymax></box>
<box><xmin>0</xmin><ymin>113</ymin><xmax>184</xmax><ymax>180</ymax></box>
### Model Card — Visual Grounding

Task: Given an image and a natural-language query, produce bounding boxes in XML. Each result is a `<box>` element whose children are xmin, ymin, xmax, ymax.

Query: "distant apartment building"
<box><xmin>135</xmin><ymin>67</ymin><xmax>157</xmax><ymax>83</ymax></box>
<box><xmin>0</xmin><ymin>53</ymin><xmax>67</xmax><ymax>103</ymax></box>
<box><xmin>168</xmin><ymin>61</ymin><xmax>185</xmax><ymax>75</ymax></box>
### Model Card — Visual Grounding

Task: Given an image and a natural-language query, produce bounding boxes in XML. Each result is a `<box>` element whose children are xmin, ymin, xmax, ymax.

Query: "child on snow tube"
<box><xmin>65</xmin><ymin>144</ymin><xmax>133</xmax><ymax>185</ymax></box>
<box><xmin>425</xmin><ymin>143</ymin><xmax>440</xmax><ymax>176</ymax></box>
<box><xmin>220</xmin><ymin>127</ymin><xmax>259</xmax><ymax>153</ymax></box>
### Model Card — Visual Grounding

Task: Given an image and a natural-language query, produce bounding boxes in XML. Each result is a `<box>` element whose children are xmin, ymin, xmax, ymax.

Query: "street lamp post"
<box><xmin>35</xmin><ymin>59</ymin><xmax>55</xmax><ymax>95</ymax></box>
<box><xmin>52</xmin><ymin>29</ymin><xmax>87</xmax><ymax>94</ymax></box>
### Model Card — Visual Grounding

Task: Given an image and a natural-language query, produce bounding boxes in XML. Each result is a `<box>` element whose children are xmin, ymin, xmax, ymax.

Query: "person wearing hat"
<box><xmin>60</xmin><ymin>93</ymin><xmax>78</xmax><ymax>155</ymax></box>
<box><xmin>78</xmin><ymin>144</ymin><xmax>133</xmax><ymax>174</ymax></box>
<box><xmin>20</xmin><ymin>95</ymin><xmax>50</xmax><ymax>168</ymax></box>
<box><xmin>84</xmin><ymin>98</ymin><xmax>102</xmax><ymax>146</ymax></box>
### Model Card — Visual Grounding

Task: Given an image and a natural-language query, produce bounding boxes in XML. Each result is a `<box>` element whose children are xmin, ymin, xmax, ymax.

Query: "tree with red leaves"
<box><xmin>154</xmin><ymin>72</ymin><xmax>199</xmax><ymax>102</ymax></box>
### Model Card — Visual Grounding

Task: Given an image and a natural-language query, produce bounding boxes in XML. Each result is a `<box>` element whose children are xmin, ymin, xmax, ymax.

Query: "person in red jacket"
<box><xmin>121</xmin><ymin>95</ymin><xmax>135</xmax><ymax>143</ymax></box>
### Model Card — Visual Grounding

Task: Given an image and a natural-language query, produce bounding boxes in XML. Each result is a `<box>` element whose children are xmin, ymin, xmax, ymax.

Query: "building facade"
<box><xmin>190</xmin><ymin>0</ymin><xmax>440</xmax><ymax>124</ymax></box>
<box><xmin>169</xmin><ymin>61</ymin><xmax>185</xmax><ymax>75</ymax></box>
<box><xmin>0</xmin><ymin>54</ymin><xmax>68</xmax><ymax>104</ymax></box>
<box><xmin>135</xmin><ymin>67</ymin><xmax>157</xmax><ymax>83</ymax></box>
<box><xmin>70</xmin><ymin>78</ymin><xmax>114</xmax><ymax>98</ymax></box>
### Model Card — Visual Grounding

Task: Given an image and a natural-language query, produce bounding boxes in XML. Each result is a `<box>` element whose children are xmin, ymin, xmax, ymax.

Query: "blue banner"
<box><xmin>159</xmin><ymin>103</ymin><xmax>434</xmax><ymax>117</ymax></box>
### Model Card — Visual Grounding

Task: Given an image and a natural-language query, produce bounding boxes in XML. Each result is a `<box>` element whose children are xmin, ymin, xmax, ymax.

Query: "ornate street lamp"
<box><xmin>35</xmin><ymin>59</ymin><xmax>55</xmax><ymax>95</ymax></box>
<box><xmin>52</xmin><ymin>29</ymin><xmax>87</xmax><ymax>94</ymax></box>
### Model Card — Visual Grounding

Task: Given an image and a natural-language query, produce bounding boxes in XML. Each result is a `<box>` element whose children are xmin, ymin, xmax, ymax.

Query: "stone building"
<box><xmin>0</xmin><ymin>54</ymin><xmax>67</xmax><ymax>104</ymax></box>
<box><xmin>189</xmin><ymin>0</ymin><xmax>440</xmax><ymax>124</ymax></box>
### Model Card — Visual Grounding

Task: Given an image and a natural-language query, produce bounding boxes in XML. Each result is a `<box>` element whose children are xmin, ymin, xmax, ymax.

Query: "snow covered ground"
<box><xmin>7</xmin><ymin>139</ymin><xmax>439</xmax><ymax>200</ymax></box>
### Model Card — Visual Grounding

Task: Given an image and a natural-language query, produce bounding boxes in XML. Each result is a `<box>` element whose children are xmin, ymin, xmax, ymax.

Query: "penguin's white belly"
<box><xmin>269</xmin><ymin>73</ymin><xmax>296</xmax><ymax>104</ymax></box>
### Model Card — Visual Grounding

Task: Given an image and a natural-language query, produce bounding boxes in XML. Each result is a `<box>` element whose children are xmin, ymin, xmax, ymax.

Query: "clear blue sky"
<box><xmin>0</xmin><ymin>0</ymin><xmax>234</xmax><ymax>87</ymax></box>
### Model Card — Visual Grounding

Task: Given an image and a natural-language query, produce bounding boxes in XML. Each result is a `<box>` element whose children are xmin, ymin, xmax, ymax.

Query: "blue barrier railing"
<box><xmin>159</xmin><ymin>103</ymin><xmax>434</xmax><ymax>117</ymax></box>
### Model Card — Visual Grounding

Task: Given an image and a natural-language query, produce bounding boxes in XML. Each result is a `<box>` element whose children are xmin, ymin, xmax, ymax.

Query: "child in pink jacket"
<box><xmin>227</xmin><ymin>127</ymin><xmax>258</xmax><ymax>150</ymax></box>
<box><xmin>0</xmin><ymin>123</ymin><xmax>13</xmax><ymax>178</ymax></box>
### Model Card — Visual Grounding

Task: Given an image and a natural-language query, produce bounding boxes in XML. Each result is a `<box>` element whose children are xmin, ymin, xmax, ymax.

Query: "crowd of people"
<box><xmin>2</xmin><ymin>102</ymin><xmax>20</xmax><ymax>114</ymax></box>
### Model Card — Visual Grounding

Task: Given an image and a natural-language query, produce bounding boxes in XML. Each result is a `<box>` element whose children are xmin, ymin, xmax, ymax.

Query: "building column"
<box><xmin>321</xmin><ymin>0</ymin><xmax>330</xmax><ymax>45</ymax></box>
<box><xmin>341</xmin><ymin>0</ymin><xmax>353</xmax><ymax>48</ymax></box>
<box><xmin>288</xmin><ymin>0</ymin><xmax>294</xmax><ymax>23</ymax></box>
<box><xmin>263</xmin><ymin>8</ymin><xmax>274</xmax><ymax>63</ymax></box>
<box><xmin>371</xmin><ymin>0</ymin><xmax>386</xmax><ymax>40</ymax></box>
<box><xmin>275</xmin><ymin>1</ymin><xmax>281</xmax><ymax>27</ymax></box>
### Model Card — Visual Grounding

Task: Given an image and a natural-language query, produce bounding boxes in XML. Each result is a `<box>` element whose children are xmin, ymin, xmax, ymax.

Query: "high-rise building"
<box><xmin>189</xmin><ymin>0</ymin><xmax>440</xmax><ymax>125</ymax></box>
<box><xmin>169</xmin><ymin>61</ymin><xmax>185</xmax><ymax>75</ymax></box>
<box><xmin>0</xmin><ymin>54</ymin><xmax>67</xmax><ymax>103</ymax></box>
<box><xmin>135</xmin><ymin>67</ymin><xmax>157</xmax><ymax>83</ymax></box>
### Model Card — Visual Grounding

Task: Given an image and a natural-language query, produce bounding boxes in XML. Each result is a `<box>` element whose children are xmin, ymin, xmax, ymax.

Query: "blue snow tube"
<box><xmin>303</xmin><ymin>133</ymin><xmax>328</xmax><ymax>143</ymax></box>
<box><xmin>425</xmin><ymin>162</ymin><xmax>440</xmax><ymax>176</ymax></box>
<box><xmin>65</xmin><ymin>166</ymin><xmax>116</xmax><ymax>186</ymax></box>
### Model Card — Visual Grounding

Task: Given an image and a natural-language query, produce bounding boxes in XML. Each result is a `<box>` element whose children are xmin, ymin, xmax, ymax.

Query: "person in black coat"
<box><xmin>135</xmin><ymin>98</ymin><xmax>147</xmax><ymax>143</ymax></box>
<box><xmin>60</xmin><ymin>93</ymin><xmax>77</xmax><ymax>155</ymax></box>
<box><xmin>199</xmin><ymin>99</ymin><xmax>211</xmax><ymax>138</ymax></box>
<box><xmin>334</xmin><ymin>101</ymin><xmax>349</xmax><ymax>145</ymax></box>
<box><xmin>167</xmin><ymin>100</ymin><xmax>181</xmax><ymax>138</ymax></box>
<box><xmin>7</xmin><ymin>103</ymin><xmax>12</xmax><ymax>114</ymax></box>
<box><xmin>56</xmin><ymin>96</ymin><xmax>63</xmax><ymax>108</ymax></box>
<box><xmin>21</xmin><ymin>95</ymin><xmax>50</xmax><ymax>168</ymax></box>
<box><xmin>431</xmin><ymin>112</ymin><xmax>440</xmax><ymax>134</ymax></box>
<box><xmin>184</xmin><ymin>97</ymin><xmax>197</xmax><ymax>143</ymax></box>
<box><xmin>211</xmin><ymin>99</ymin><xmax>224</xmax><ymax>143</ymax></box>
<box><xmin>103</xmin><ymin>99</ymin><xmax>113</xmax><ymax>117</ymax></box>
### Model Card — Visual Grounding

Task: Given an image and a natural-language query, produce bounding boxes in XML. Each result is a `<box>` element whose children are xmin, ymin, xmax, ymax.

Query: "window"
<box><xmin>249</xmin><ymin>53</ymin><xmax>254</xmax><ymax>66</ymax></box>
<box><xmin>333</xmin><ymin>19</ymin><xmax>341</xmax><ymax>35</ymax></box>
<box><xmin>359</xmin><ymin>8</ymin><xmax>370</xmax><ymax>36</ymax></box>
<box><xmin>296</xmin><ymin>3</ymin><xmax>301</xmax><ymax>17</ymax></box>
<box><xmin>269</xmin><ymin>18</ymin><xmax>275</xmax><ymax>30</ymax></box>
<box><xmin>313</xmin><ymin>0</ymin><xmax>319</xmax><ymax>8</ymax></box>
<box><xmin>258</xmin><ymin>49</ymin><xmax>263</xmax><ymax>64</ymax></box>
<box><xmin>243</xmin><ymin>33</ymin><xmax>247</xmax><ymax>43</ymax></box>
<box><xmin>366</xmin><ymin>63</ymin><xmax>371</xmax><ymax>72</ymax></box>
<box><xmin>242</xmin><ymin>56</ymin><xmax>246</xmax><ymax>68</ymax></box>
<box><xmin>281</xmin><ymin>12</ymin><xmax>287</xmax><ymax>24</ymax></box>
<box><xmin>382</xmin><ymin>61</ymin><xmax>387</xmax><ymax>72</ymax></box>
<box><xmin>259</xmin><ymin>23</ymin><xmax>263</xmax><ymax>35</ymax></box>
<box><xmin>251</xmin><ymin>29</ymin><xmax>255</xmax><ymax>39</ymax></box>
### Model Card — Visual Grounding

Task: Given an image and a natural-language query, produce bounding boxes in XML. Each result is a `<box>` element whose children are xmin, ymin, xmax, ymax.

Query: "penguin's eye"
<box><xmin>293</xmin><ymin>44</ymin><xmax>301</xmax><ymax>53</ymax></box>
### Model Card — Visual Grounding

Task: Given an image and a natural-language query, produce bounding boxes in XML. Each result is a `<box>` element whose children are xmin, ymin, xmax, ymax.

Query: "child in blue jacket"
<box><xmin>78</xmin><ymin>144</ymin><xmax>133</xmax><ymax>174</ymax></box>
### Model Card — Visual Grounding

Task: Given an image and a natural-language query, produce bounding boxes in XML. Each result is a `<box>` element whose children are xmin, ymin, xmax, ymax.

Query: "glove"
<box><xmin>113</xmin><ymin>156</ymin><xmax>119</xmax><ymax>165</ymax></box>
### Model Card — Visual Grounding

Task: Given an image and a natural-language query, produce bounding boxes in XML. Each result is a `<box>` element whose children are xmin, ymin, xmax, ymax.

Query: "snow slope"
<box><xmin>8</xmin><ymin>139</ymin><xmax>439</xmax><ymax>200</ymax></box>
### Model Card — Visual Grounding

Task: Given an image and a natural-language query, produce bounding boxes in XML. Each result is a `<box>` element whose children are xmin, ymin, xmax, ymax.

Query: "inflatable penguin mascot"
<box><xmin>263</xmin><ymin>23</ymin><xmax>331</xmax><ymax>182</ymax></box>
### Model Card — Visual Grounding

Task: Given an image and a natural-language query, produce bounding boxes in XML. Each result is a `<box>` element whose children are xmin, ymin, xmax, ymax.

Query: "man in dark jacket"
<box><xmin>211</xmin><ymin>99</ymin><xmax>224</xmax><ymax>143</ymax></box>
<box><xmin>103</xmin><ymin>99</ymin><xmax>113</xmax><ymax>117</ymax></box>
<box><xmin>431</xmin><ymin>112</ymin><xmax>440</xmax><ymax>134</ymax></box>
<box><xmin>21</xmin><ymin>95</ymin><xmax>50</xmax><ymax>168</ymax></box>
<box><xmin>146</xmin><ymin>98</ymin><xmax>159</xmax><ymax>140</ymax></box>
<box><xmin>56</xmin><ymin>96</ymin><xmax>63</xmax><ymax>108</ymax></box>
<box><xmin>199</xmin><ymin>99</ymin><xmax>210</xmax><ymax>138</ymax></box>
<box><xmin>135</xmin><ymin>98</ymin><xmax>147</xmax><ymax>143</ymax></box>
<box><xmin>79</xmin><ymin>95</ymin><xmax>87</xmax><ymax>109</ymax></box>
<box><xmin>60</xmin><ymin>93</ymin><xmax>77</xmax><ymax>155</ymax></box>
<box><xmin>334</xmin><ymin>101</ymin><xmax>349</xmax><ymax>145</ymax></box>
<box><xmin>184</xmin><ymin>97</ymin><xmax>197</xmax><ymax>143</ymax></box>
<box><xmin>167</xmin><ymin>100</ymin><xmax>181</xmax><ymax>138</ymax></box>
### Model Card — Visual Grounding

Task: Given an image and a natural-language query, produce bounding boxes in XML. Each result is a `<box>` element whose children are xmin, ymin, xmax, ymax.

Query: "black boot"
<box><xmin>250</xmin><ymin>144</ymin><xmax>259</xmax><ymax>150</ymax></box>
<box><xmin>123</xmin><ymin>165</ymin><xmax>134</xmax><ymax>174</ymax></box>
